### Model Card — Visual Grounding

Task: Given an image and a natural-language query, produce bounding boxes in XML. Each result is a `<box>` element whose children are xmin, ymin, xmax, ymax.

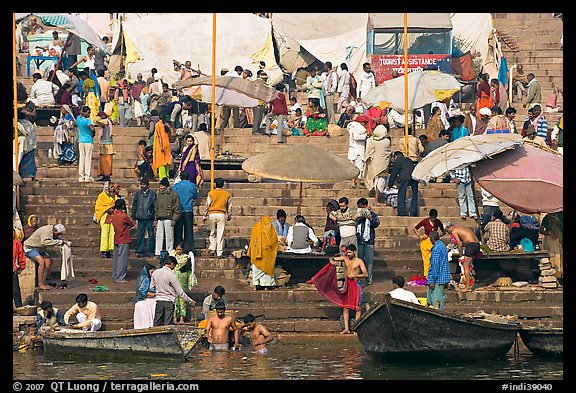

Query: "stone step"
<box><xmin>28</xmin><ymin>233</ymin><xmax>429</xmax><ymax>251</ymax></box>
<box><xmin>19</xmin><ymin>181</ymin><xmax>468</xmax><ymax>196</ymax></box>
<box><xmin>23</xmin><ymin>200</ymin><xmax>485</xmax><ymax>215</ymax></box>
<box><xmin>34</xmin><ymin>296</ymin><xmax>564</xmax><ymax>325</ymax></box>
<box><xmin>21</xmin><ymin>194</ymin><xmax>495</xmax><ymax>213</ymax></box>
<box><xmin>34</xmin><ymin>166</ymin><xmax>247</xmax><ymax>181</ymax></box>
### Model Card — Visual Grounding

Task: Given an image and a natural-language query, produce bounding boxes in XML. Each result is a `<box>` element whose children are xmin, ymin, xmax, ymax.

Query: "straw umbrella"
<box><xmin>241</xmin><ymin>145</ymin><xmax>360</xmax><ymax>214</ymax></box>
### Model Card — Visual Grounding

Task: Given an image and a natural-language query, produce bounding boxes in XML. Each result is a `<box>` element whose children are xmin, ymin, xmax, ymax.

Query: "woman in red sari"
<box><xmin>476</xmin><ymin>73</ymin><xmax>494</xmax><ymax>119</ymax></box>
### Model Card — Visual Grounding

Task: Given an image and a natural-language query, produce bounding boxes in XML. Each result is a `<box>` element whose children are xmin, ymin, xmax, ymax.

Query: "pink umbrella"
<box><xmin>471</xmin><ymin>145</ymin><xmax>563</xmax><ymax>214</ymax></box>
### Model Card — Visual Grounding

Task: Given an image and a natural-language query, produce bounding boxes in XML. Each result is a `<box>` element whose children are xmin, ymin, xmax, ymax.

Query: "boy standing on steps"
<box><xmin>203</xmin><ymin>178</ymin><xmax>232</xmax><ymax>258</ymax></box>
<box><xmin>111</xmin><ymin>198</ymin><xmax>134</xmax><ymax>283</ymax></box>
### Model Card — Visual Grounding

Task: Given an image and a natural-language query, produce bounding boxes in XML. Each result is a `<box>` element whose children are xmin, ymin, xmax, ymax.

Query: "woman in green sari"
<box><xmin>169</xmin><ymin>244</ymin><xmax>197</xmax><ymax>324</ymax></box>
<box><xmin>303</xmin><ymin>98</ymin><xmax>328</xmax><ymax>136</ymax></box>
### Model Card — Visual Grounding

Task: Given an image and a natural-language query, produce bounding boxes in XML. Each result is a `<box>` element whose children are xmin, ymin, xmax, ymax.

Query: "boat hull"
<box><xmin>354</xmin><ymin>295</ymin><xmax>520</xmax><ymax>363</ymax></box>
<box><xmin>42</xmin><ymin>326</ymin><xmax>200</xmax><ymax>361</ymax></box>
<box><xmin>519</xmin><ymin>328</ymin><xmax>563</xmax><ymax>359</ymax></box>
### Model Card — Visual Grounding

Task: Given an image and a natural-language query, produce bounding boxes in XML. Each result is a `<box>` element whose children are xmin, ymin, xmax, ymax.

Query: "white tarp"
<box><xmin>120</xmin><ymin>13</ymin><xmax>284</xmax><ymax>86</ymax></box>
<box><xmin>273</xmin><ymin>13</ymin><xmax>496</xmax><ymax>80</ymax></box>
<box><xmin>272</xmin><ymin>13</ymin><xmax>368</xmax><ymax>77</ymax></box>
<box><xmin>296</xmin><ymin>25</ymin><xmax>367</xmax><ymax>78</ymax></box>
<box><xmin>450</xmin><ymin>13</ymin><xmax>494</xmax><ymax>72</ymax></box>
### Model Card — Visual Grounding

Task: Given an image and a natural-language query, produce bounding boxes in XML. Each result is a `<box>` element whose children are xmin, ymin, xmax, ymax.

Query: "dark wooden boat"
<box><xmin>42</xmin><ymin>325</ymin><xmax>203</xmax><ymax>361</ymax></box>
<box><xmin>519</xmin><ymin>327</ymin><xmax>563</xmax><ymax>359</ymax></box>
<box><xmin>353</xmin><ymin>294</ymin><xmax>521</xmax><ymax>363</ymax></box>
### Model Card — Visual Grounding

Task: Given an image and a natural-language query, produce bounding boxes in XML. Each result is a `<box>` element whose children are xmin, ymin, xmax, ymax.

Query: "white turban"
<box><xmin>54</xmin><ymin>224</ymin><xmax>66</xmax><ymax>234</ymax></box>
<box><xmin>479</xmin><ymin>107</ymin><xmax>492</xmax><ymax>116</ymax></box>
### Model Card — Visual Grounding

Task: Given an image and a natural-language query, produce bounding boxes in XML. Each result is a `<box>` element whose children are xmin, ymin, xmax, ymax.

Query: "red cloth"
<box><xmin>13</xmin><ymin>239</ymin><xmax>26</xmax><ymax>271</ymax></box>
<box><xmin>451</xmin><ymin>52</ymin><xmax>476</xmax><ymax>81</ymax></box>
<box><xmin>356</xmin><ymin>106</ymin><xmax>387</xmax><ymax>136</ymax></box>
<box><xmin>307</xmin><ymin>263</ymin><xmax>360</xmax><ymax>311</ymax></box>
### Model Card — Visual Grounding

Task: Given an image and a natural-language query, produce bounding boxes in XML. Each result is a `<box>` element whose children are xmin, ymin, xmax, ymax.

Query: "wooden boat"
<box><xmin>42</xmin><ymin>325</ymin><xmax>203</xmax><ymax>361</ymax></box>
<box><xmin>353</xmin><ymin>294</ymin><xmax>520</xmax><ymax>363</ymax></box>
<box><xmin>519</xmin><ymin>327</ymin><xmax>563</xmax><ymax>359</ymax></box>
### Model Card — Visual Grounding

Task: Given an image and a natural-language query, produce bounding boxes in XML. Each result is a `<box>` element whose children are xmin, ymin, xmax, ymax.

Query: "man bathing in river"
<box><xmin>330</xmin><ymin>244</ymin><xmax>368</xmax><ymax>334</ymax></box>
<box><xmin>204</xmin><ymin>301</ymin><xmax>238</xmax><ymax>351</ymax></box>
<box><xmin>445</xmin><ymin>222</ymin><xmax>480</xmax><ymax>292</ymax></box>
<box><xmin>235</xmin><ymin>314</ymin><xmax>274</xmax><ymax>354</ymax></box>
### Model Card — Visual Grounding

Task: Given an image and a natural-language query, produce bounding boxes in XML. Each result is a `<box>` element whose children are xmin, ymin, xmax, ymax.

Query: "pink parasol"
<box><xmin>470</xmin><ymin>144</ymin><xmax>563</xmax><ymax>214</ymax></box>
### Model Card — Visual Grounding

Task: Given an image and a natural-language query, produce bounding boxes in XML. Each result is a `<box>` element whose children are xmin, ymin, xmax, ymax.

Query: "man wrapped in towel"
<box><xmin>307</xmin><ymin>244</ymin><xmax>367</xmax><ymax>334</ymax></box>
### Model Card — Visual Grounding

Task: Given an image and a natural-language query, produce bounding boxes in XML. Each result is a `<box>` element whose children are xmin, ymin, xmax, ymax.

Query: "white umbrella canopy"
<box><xmin>361</xmin><ymin>70</ymin><xmax>462</xmax><ymax>112</ymax></box>
<box><xmin>412</xmin><ymin>133</ymin><xmax>524</xmax><ymax>184</ymax></box>
<box><xmin>172</xmin><ymin>76</ymin><xmax>279</xmax><ymax>107</ymax></box>
<box><xmin>16</xmin><ymin>13</ymin><xmax>111</xmax><ymax>55</ymax></box>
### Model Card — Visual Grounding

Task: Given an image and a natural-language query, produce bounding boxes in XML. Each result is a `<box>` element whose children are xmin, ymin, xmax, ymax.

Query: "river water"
<box><xmin>13</xmin><ymin>344</ymin><xmax>562</xmax><ymax>381</ymax></box>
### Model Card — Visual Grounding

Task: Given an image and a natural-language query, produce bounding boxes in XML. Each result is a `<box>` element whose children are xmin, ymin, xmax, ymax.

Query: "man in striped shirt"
<box><xmin>531</xmin><ymin>105</ymin><xmax>549</xmax><ymax>145</ymax></box>
<box><xmin>426</xmin><ymin>231</ymin><xmax>450</xmax><ymax>311</ymax></box>
<box><xmin>450</xmin><ymin>166</ymin><xmax>477</xmax><ymax>220</ymax></box>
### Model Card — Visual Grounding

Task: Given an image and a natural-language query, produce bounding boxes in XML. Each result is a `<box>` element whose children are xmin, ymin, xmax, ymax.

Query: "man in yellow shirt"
<box><xmin>398</xmin><ymin>127</ymin><xmax>425</xmax><ymax>164</ymax></box>
<box><xmin>203</xmin><ymin>178</ymin><xmax>232</xmax><ymax>258</ymax></box>
<box><xmin>64</xmin><ymin>293</ymin><xmax>102</xmax><ymax>331</ymax></box>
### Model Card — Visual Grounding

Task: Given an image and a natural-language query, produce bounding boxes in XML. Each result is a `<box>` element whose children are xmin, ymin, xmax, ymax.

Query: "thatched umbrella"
<box><xmin>242</xmin><ymin>145</ymin><xmax>360</xmax><ymax>214</ymax></box>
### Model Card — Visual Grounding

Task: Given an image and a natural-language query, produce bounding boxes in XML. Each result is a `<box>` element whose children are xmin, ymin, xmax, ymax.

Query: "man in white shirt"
<box><xmin>29</xmin><ymin>72</ymin><xmax>59</xmax><ymax>106</ymax></box>
<box><xmin>337</xmin><ymin>63</ymin><xmax>351</xmax><ymax>114</ymax></box>
<box><xmin>285</xmin><ymin>215</ymin><xmax>319</xmax><ymax>254</ymax></box>
<box><xmin>321</xmin><ymin>61</ymin><xmax>338</xmax><ymax>124</ymax></box>
<box><xmin>388</xmin><ymin>276</ymin><xmax>420</xmax><ymax>305</ymax></box>
<box><xmin>357</xmin><ymin>62</ymin><xmax>376</xmax><ymax>104</ymax></box>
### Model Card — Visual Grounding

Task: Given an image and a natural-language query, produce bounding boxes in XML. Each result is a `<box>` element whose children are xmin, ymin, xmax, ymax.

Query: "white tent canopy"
<box><xmin>118</xmin><ymin>13</ymin><xmax>284</xmax><ymax>86</ymax></box>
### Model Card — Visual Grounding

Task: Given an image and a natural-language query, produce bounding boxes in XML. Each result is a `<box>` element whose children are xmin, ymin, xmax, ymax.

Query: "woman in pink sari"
<box><xmin>355</xmin><ymin>104</ymin><xmax>388</xmax><ymax>136</ymax></box>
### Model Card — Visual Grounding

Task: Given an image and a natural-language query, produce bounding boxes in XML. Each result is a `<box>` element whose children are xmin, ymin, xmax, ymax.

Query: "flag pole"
<box><xmin>13</xmin><ymin>13</ymin><xmax>19</xmax><ymax>171</ymax></box>
<box><xmin>210</xmin><ymin>13</ymin><xmax>216</xmax><ymax>191</ymax></box>
<box><xmin>403</xmin><ymin>13</ymin><xmax>409</xmax><ymax>156</ymax></box>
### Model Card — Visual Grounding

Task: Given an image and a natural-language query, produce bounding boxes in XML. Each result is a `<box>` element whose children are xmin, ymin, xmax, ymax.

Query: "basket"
<box><xmin>15</xmin><ymin>305</ymin><xmax>38</xmax><ymax>316</ymax></box>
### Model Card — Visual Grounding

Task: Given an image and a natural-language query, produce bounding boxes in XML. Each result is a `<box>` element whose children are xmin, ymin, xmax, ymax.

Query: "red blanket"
<box><xmin>307</xmin><ymin>263</ymin><xmax>360</xmax><ymax>310</ymax></box>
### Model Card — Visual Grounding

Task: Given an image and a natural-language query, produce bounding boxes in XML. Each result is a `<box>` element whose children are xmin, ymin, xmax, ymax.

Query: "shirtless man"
<box><xmin>235</xmin><ymin>314</ymin><xmax>274</xmax><ymax>354</ymax></box>
<box><xmin>445</xmin><ymin>222</ymin><xmax>480</xmax><ymax>292</ymax></box>
<box><xmin>329</xmin><ymin>244</ymin><xmax>368</xmax><ymax>334</ymax></box>
<box><xmin>204</xmin><ymin>301</ymin><xmax>238</xmax><ymax>351</ymax></box>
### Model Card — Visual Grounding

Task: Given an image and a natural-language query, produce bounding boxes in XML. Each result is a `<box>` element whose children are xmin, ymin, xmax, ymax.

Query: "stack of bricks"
<box><xmin>538</xmin><ymin>258</ymin><xmax>559</xmax><ymax>289</ymax></box>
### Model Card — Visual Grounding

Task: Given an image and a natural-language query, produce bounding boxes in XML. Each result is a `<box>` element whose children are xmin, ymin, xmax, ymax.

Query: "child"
<box><xmin>134</xmin><ymin>140</ymin><xmax>155</xmax><ymax>181</ymax></box>
<box><xmin>288</xmin><ymin>107</ymin><xmax>305</xmax><ymax>136</ymax></box>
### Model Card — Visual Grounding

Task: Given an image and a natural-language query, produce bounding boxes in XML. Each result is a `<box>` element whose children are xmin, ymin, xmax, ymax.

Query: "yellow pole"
<box><xmin>403</xmin><ymin>13</ymin><xmax>409</xmax><ymax>156</ymax></box>
<box><xmin>13</xmin><ymin>13</ymin><xmax>19</xmax><ymax>171</ymax></box>
<box><xmin>210</xmin><ymin>13</ymin><xmax>216</xmax><ymax>191</ymax></box>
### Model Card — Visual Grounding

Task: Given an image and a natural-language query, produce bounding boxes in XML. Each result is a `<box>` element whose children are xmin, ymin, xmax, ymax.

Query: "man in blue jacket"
<box><xmin>131</xmin><ymin>178</ymin><xmax>157</xmax><ymax>258</ymax></box>
<box><xmin>172</xmin><ymin>170</ymin><xmax>199</xmax><ymax>253</ymax></box>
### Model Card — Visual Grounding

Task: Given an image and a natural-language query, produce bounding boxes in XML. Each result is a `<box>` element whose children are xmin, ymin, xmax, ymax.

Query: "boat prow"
<box><xmin>519</xmin><ymin>327</ymin><xmax>563</xmax><ymax>360</ymax></box>
<box><xmin>352</xmin><ymin>294</ymin><xmax>520</xmax><ymax>363</ymax></box>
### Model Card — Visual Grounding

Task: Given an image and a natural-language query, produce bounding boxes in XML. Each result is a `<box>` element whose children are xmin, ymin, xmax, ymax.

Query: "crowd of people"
<box><xmin>14</xmin><ymin>23</ymin><xmax>562</xmax><ymax>345</ymax></box>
